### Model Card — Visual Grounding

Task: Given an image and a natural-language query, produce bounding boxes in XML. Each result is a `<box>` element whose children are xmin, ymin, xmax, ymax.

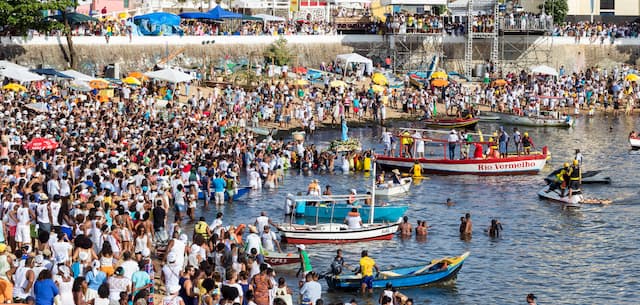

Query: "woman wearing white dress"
<box><xmin>55</xmin><ymin>266</ymin><xmax>74</xmax><ymax>305</ymax></box>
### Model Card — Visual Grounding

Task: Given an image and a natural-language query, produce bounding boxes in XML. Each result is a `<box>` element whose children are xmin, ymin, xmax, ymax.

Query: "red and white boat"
<box><xmin>629</xmin><ymin>136</ymin><xmax>640</xmax><ymax>149</ymax></box>
<box><xmin>264</xmin><ymin>251</ymin><xmax>301</xmax><ymax>268</ymax></box>
<box><xmin>276</xmin><ymin>222</ymin><xmax>399</xmax><ymax>244</ymax></box>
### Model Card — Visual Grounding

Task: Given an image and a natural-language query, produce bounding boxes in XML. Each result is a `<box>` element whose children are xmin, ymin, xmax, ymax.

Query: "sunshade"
<box><xmin>372</xmin><ymin>72</ymin><xmax>388</xmax><ymax>85</ymax></box>
<box><xmin>179</xmin><ymin>12</ymin><xmax>217</xmax><ymax>19</ymax></box>
<box><xmin>2</xmin><ymin>83</ymin><xmax>27</xmax><ymax>92</ymax></box>
<box><xmin>431</xmin><ymin>79</ymin><xmax>449</xmax><ymax>87</ymax></box>
<box><xmin>0</xmin><ymin>67</ymin><xmax>45</xmax><ymax>82</ymax></box>
<box><xmin>625</xmin><ymin>74</ymin><xmax>639</xmax><ymax>82</ymax></box>
<box><xmin>31</xmin><ymin>68</ymin><xmax>72</xmax><ymax>78</ymax></box>
<box><xmin>128</xmin><ymin>72</ymin><xmax>149</xmax><ymax>80</ymax></box>
<box><xmin>530</xmin><ymin>65</ymin><xmax>558</xmax><ymax>77</ymax></box>
<box><xmin>144</xmin><ymin>68</ymin><xmax>195</xmax><ymax>83</ymax></box>
<box><xmin>122</xmin><ymin>77</ymin><xmax>142</xmax><ymax>85</ymax></box>
<box><xmin>208</xmin><ymin>6</ymin><xmax>242</xmax><ymax>19</ymax></box>
<box><xmin>69</xmin><ymin>80</ymin><xmax>92</xmax><ymax>92</ymax></box>
<box><xmin>24</xmin><ymin>138</ymin><xmax>58</xmax><ymax>150</ymax></box>
<box><xmin>89</xmin><ymin>79</ymin><xmax>110</xmax><ymax>89</ymax></box>
<box><xmin>292</xmin><ymin>66</ymin><xmax>307</xmax><ymax>74</ymax></box>
<box><xmin>430</xmin><ymin>71</ymin><xmax>448</xmax><ymax>79</ymax></box>
<box><xmin>49</xmin><ymin>13</ymin><xmax>98</xmax><ymax>24</ymax></box>
<box><xmin>330</xmin><ymin>80</ymin><xmax>348</xmax><ymax>88</ymax></box>
<box><xmin>61</xmin><ymin>69</ymin><xmax>96</xmax><ymax>81</ymax></box>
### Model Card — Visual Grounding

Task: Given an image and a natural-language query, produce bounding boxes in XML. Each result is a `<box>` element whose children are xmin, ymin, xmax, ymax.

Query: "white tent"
<box><xmin>0</xmin><ymin>60</ymin><xmax>28</xmax><ymax>70</ymax></box>
<box><xmin>144</xmin><ymin>68</ymin><xmax>194</xmax><ymax>83</ymax></box>
<box><xmin>336</xmin><ymin>53</ymin><xmax>373</xmax><ymax>75</ymax></box>
<box><xmin>62</xmin><ymin>69</ymin><xmax>96</xmax><ymax>82</ymax></box>
<box><xmin>530</xmin><ymin>65</ymin><xmax>558</xmax><ymax>77</ymax></box>
<box><xmin>0</xmin><ymin>67</ymin><xmax>45</xmax><ymax>82</ymax></box>
<box><xmin>252</xmin><ymin>14</ymin><xmax>285</xmax><ymax>21</ymax></box>
<box><xmin>380</xmin><ymin>0</ymin><xmax>445</xmax><ymax>5</ymax></box>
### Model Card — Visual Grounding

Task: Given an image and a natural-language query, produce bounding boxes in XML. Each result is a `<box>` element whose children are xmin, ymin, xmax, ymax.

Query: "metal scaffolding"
<box><xmin>367</xmin><ymin>32</ymin><xmax>444</xmax><ymax>74</ymax></box>
<box><xmin>464</xmin><ymin>0</ymin><xmax>499</xmax><ymax>79</ymax></box>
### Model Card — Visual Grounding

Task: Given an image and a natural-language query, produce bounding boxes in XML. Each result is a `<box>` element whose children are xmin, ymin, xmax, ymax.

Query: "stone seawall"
<box><xmin>1</xmin><ymin>35</ymin><xmax>639</xmax><ymax>74</ymax></box>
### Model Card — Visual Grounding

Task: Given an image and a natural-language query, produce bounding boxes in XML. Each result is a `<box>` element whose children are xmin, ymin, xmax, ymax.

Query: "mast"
<box><xmin>370</xmin><ymin>159</ymin><xmax>376</xmax><ymax>225</ymax></box>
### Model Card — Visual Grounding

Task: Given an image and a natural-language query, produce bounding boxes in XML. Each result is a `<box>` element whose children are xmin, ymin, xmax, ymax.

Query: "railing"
<box><xmin>500</xmin><ymin>15</ymin><xmax>554</xmax><ymax>32</ymax></box>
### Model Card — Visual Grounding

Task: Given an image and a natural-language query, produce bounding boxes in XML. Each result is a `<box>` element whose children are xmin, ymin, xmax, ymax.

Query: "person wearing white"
<box><xmin>260</xmin><ymin>227</ymin><xmax>281</xmax><ymax>252</ymax></box>
<box><xmin>344</xmin><ymin>208</ymin><xmax>362</xmax><ymax>229</ymax></box>
<box><xmin>162</xmin><ymin>253</ymin><xmax>182</xmax><ymax>291</ymax></box>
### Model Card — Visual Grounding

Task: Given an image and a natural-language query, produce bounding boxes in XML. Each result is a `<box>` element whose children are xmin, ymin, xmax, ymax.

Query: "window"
<box><xmin>600</xmin><ymin>0</ymin><xmax>614</xmax><ymax>10</ymax></box>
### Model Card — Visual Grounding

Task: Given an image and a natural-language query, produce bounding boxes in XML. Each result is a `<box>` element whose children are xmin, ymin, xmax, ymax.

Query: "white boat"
<box><xmin>629</xmin><ymin>136</ymin><xmax>640</xmax><ymax>149</ymax></box>
<box><xmin>276</xmin><ymin>222</ymin><xmax>399</xmax><ymax>244</ymax></box>
<box><xmin>491</xmin><ymin>111</ymin><xmax>573</xmax><ymax>127</ymax></box>
<box><xmin>537</xmin><ymin>185</ymin><xmax>583</xmax><ymax>208</ymax></box>
<box><xmin>247</xmin><ymin>126</ymin><xmax>278</xmax><ymax>136</ymax></box>
<box><xmin>374</xmin><ymin>178</ymin><xmax>412</xmax><ymax>196</ymax></box>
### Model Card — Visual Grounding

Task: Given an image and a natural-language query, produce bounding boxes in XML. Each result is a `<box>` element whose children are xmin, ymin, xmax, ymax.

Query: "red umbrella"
<box><xmin>292</xmin><ymin>66</ymin><xmax>308</xmax><ymax>74</ymax></box>
<box><xmin>24</xmin><ymin>138</ymin><xmax>59</xmax><ymax>150</ymax></box>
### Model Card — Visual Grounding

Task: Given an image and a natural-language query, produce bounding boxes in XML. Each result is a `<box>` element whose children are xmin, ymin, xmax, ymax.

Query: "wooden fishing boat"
<box><xmin>326</xmin><ymin>252</ymin><xmax>469</xmax><ymax>290</ymax></box>
<box><xmin>424</xmin><ymin>117</ymin><xmax>479</xmax><ymax>129</ymax></box>
<box><xmin>373</xmin><ymin>177</ymin><xmax>412</xmax><ymax>196</ymax></box>
<box><xmin>263</xmin><ymin>251</ymin><xmax>301</xmax><ymax>268</ymax></box>
<box><xmin>276</xmin><ymin>222</ymin><xmax>399</xmax><ymax>244</ymax></box>
<box><xmin>490</xmin><ymin>111</ymin><xmax>573</xmax><ymax>127</ymax></box>
<box><xmin>629</xmin><ymin>136</ymin><xmax>640</xmax><ymax>149</ymax></box>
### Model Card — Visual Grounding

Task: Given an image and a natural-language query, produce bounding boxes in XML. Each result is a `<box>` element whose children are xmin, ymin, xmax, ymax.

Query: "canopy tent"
<box><xmin>179</xmin><ymin>12</ymin><xmax>218</xmax><ymax>19</ymax></box>
<box><xmin>208</xmin><ymin>6</ymin><xmax>242</xmax><ymax>19</ymax></box>
<box><xmin>144</xmin><ymin>68</ymin><xmax>195</xmax><ymax>83</ymax></box>
<box><xmin>252</xmin><ymin>14</ymin><xmax>285</xmax><ymax>21</ymax></box>
<box><xmin>61</xmin><ymin>69</ymin><xmax>96</xmax><ymax>81</ymax></box>
<box><xmin>530</xmin><ymin>65</ymin><xmax>558</xmax><ymax>77</ymax></box>
<box><xmin>0</xmin><ymin>61</ymin><xmax>28</xmax><ymax>70</ymax></box>
<box><xmin>133</xmin><ymin>12</ymin><xmax>182</xmax><ymax>36</ymax></box>
<box><xmin>241</xmin><ymin>15</ymin><xmax>261</xmax><ymax>21</ymax></box>
<box><xmin>0</xmin><ymin>67</ymin><xmax>45</xmax><ymax>82</ymax></box>
<box><xmin>31</xmin><ymin>69</ymin><xmax>72</xmax><ymax>78</ymax></box>
<box><xmin>336</xmin><ymin>53</ymin><xmax>373</xmax><ymax>75</ymax></box>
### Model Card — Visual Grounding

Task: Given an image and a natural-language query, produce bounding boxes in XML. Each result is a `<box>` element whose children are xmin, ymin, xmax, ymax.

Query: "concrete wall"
<box><xmin>568</xmin><ymin>0</ymin><xmax>640</xmax><ymax>17</ymax></box>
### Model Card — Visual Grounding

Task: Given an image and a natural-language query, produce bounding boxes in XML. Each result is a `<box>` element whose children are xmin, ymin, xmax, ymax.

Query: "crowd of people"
<box><xmin>552</xmin><ymin>21</ymin><xmax>640</xmax><ymax>40</ymax></box>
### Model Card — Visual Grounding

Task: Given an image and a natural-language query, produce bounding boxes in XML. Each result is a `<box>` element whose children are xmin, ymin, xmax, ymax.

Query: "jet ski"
<box><xmin>538</xmin><ymin>185</ymin><xmax>583</xmax><ymax>208</ymax></box>
<box><xmin>544</xmin><ymin>169</ymin><xmax>611</xmax><ymax>185</ymax></box>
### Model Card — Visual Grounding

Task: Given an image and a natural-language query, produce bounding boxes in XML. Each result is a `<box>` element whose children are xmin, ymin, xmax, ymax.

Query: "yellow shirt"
<box><xmin>359</xmin><ymin>256</ymin><xmax>376</xmax><ymax>276</ymax></box>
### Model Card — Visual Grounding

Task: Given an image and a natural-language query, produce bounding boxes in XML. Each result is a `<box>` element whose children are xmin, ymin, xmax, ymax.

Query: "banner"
<box><xmin>290</xmin><ymin>0</ymin><xmax>299</xmax><ymax>12</ymax></box>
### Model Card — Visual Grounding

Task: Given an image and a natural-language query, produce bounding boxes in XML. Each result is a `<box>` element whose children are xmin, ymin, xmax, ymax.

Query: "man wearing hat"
<box><xmin>447</xmin><ymin>129</ymin><xmax>460</xmax><ymax>160</ymax></box>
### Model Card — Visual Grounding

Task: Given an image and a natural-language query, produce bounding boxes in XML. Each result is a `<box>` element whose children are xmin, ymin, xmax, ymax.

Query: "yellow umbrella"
<box><xmin>128</xmin><ymin>72</ymin><xmax>148</xmax><ymax>80</ymax></box>
<box><xmin>118</xmin><ymin>12</ymin><xmax>130</xmax><ymax>19</ymax></box>
<box><xmin>330</xmin><ymin>80</ymin><xmax>348</xmax><ymax>88</ymax></box>
<box><xmin>2</xmin><ymin>83</ymin><xmax>27</xmax><ymax>92</ymax></box>
<box><xmin>492</xmin><ymin>79</ymin><xmax>507</xmax><ymax>86</ymax></box>
<box><xmin>431</xmin><ymin>79</ymin><xmax>449</xmax><ymax>87</ymax></box>
<box><xmin>625</xmin><ymin>74</ymin><xmax>639</xmax><ymax>82</ymax></box>
<box><xmin>371</xmin><ymin>84</ymin><xmax>386</xmax><ymax>93</ymax></box>
<box><xmin>371</xmin><ymin>72</ymin><xmax>388</xmax><ymax>85</ymax></box>
<box><xmin>295</xmin><ymin>79</ymin><xmax>309</xmax><ymax>86</ymax></box>
<box><xmin>89</xmin><ymin>79</ymin><xmax>110</xmax><ymax>89</ymax></box>
<box><xmin>122</xmin><ymin>77</ymin><xmax>142</xmax><ymax>86</ymax></box>
<box><xmin>430</xmin><ymin>71</ymin><xmax>448</xmax><ymax>80</ymax></box>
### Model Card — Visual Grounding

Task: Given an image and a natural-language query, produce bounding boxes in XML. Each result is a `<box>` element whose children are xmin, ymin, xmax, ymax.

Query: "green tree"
<box><xmin>0</xmin><ymin>0</ymin><xmax>78</xmax><ymax>68</ymax></box>
<box><xmin>264</xmin><ymin>37</ymin><xmax>292</xmax><ymax>67</ymax></box>
<box><xmin>544</xmin><ymin>0</ymin><xmax>569</xmax><ymax>24</ymax></box>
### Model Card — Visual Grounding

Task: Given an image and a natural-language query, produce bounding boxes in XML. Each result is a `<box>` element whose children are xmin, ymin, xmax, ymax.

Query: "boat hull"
<box><xmin>424</xmin><ymin>118</ymin><xmax>479</xmax><ymax>129</ymax></box>
<box><xmin>303</xmin><ymin>204</ymin><xmax>407</xmax><ymax>223</ymax></box>
<box><xmin>491</xmin><ymin>112</ymin><xmax>572</xmax><ymax>127</ymax></box>
<box><xmin>277</xmin><ymin>223</ymin><xmax>399</xmax><ymax>244</ymax></box>
<box><xmin>263</xmin><ymin>252</ymin><xmax>301</xmax><ymax>268</ymax></box>
<box><xmin>374</xmin><ymin>178</ymin><xmax>412</xmax><ymax>196</ymax></box>
<box><xmin>198</xmin><ymin>186</ymin><xmax>251</xmax><ymax>201</ymax></box>
<box><xmin>630</xmin><ymin>137</ymin><xmax>640</xmax><ymax>149</ymax></box>
<box><xmin>326</xmin><ymin>252</ymin><xmax>469</xmax><ymax>290</ymax></box>
<box><xmin>376</xmin><ymin>154</ymin><xmax>547</xmax><ymax>175</ymax></box>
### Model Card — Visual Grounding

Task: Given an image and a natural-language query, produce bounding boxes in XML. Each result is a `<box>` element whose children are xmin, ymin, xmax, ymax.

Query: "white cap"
<box><xmin>141</xmin><ymin>248</ymin><xmax>151</xmax><ymax>258</ymax></box>
<box><xmin>167</xmin><ymin>252</ymin><xmax>177</xmax><ymax>263</ymax></box>
<box><xmin>296</xmin><ymin>244</ymin><xmax>306</xmax><ymax>250</ymax></box>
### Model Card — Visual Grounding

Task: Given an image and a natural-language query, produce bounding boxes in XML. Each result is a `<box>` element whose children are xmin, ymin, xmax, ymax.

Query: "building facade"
<box><xmin>567</xmin><ymin>0</ymin><xmax>640</xmax><ymax>21</ymax></box>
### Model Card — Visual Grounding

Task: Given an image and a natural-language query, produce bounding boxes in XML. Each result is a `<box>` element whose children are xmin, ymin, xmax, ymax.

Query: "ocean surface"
<box><xmin>191</xmin><ymin>114</ymin><xmax>640</xmax><ymax>305</ymax></box>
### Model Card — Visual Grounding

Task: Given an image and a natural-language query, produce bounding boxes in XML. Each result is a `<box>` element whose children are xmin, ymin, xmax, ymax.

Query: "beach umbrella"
<box><xmin>128</xmin><ymin>72</ymin><xmax>148</xmax><ymax>80</ymax></box>
<box><xmin>49</xmin><ymin>12</ymin><xmax>98</xmax><ymax>24</ymax></box>
<box><xmin>2</xmin><ymin>83</ymin><xmax>27</xmax><ymax>92</ymax></box>
<box><xmin>89</xmin><ymin>79</ymin><xmax>110</xmax><ymax>89</ymax></box>
<box><xmin>492</xmin><ymin>79</ymin><xmax>508</xmax><ymax>86</ymax></box>
<box><xmin>24</xmin><ymin>102</ymin><xmax>50</xmax><ymax>113</ymax></box>
<box><xmin>295</xmin><ymin>79</ymin><xmax>309</xmax><ymax>86</ymax></box>
<box><xmin>292</xmin><ymin>66</ymin><xmax>308</xmax><ymax>74</ymax></box>
<box><xmin>371</xmin><ymin>84</ymin><xmax>386</xmax><ymax>93</ymax></box>
<box><xmin>122</xmin><ymin>77</ymin><xmax>142</xmax><ymax>86</ymax></box>
<box><xmin>69</xmin><ymin>80</ymin><xmax>92</xmax><ymax>92</ymax></box>
<box><xmin>330</xmin><ymin>80</ymin><xmax>348</xmax><ymax>88</ymax></box>
<box><xmin>430</xmin><ymin>71</ymin><xmax>448</xmax><ymax>80</ymax></box>
<box><xmin>372</xmin><ymin>72</ymin><xmax>388</xmax><ymax>85</ymax></box>
<box><xmin>431</xmin><ymin>79</ymin><xmax>449</xmax><ymax>87</ymax></box>
<box><xmin>625</xmin><ymin>74</ymin><xmax>639</xmax><ymax>82</ymax></box>
<box><xmin>24</xmin><ymin>138</ymin><xmax>58</xmax><ymax>150</ymax></box>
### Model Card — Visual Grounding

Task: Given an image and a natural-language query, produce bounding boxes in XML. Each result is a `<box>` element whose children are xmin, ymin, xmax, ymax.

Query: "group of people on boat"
<box><xmin>546</xmin><ymin>159</ymin><xmax>582</xmax><ymax>198</ymax></box>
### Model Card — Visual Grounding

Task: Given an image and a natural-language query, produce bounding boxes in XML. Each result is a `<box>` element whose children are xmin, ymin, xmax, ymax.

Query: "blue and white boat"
<box><xmin>287</xmin><ymin>193</ymin><xmax>408</xmax><ymax>223</ymax></box>
<box><xmin>326</xmin><ymin>252</ymin><xmax>469</xmax><ymax>290</ymax></box>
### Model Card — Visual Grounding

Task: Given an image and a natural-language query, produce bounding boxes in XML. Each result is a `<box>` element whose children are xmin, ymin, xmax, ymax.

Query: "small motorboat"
<box><xmin>263</xmin><ymin>251</ymin><xmax>301</xmax><ymax>269</ymax></box>
<box><xmin>424</xmin><ymin>117</ymin><xmax>479</xmax><ymax>129</ymax></box>
<box><xmin>326</xmin><ymin>252</ymin><xmax>469</xmax><ymax>290</ymax></box>
<box><xmin>373</xmin><ymin>177</ymin><xmax>412</xmax><ymax>196</ymax></box>
<box><xmin>544</xmin><ymin>169</ymin><xmax>611</xmax><ymax>184</ymax></box>
<box><xmin>537</xmin><ymin>185</ymin><xmax>583</xmax><ymax>208</ymax></box>
<box><xmin>629</xmin><ymin>136</ymin><xmax>640</xmax><ymax>149</ymax></box>
<box><xmin>276</xmin><ymin>222</ymin><xmax>399</xmax><ymax>244</ymax></box>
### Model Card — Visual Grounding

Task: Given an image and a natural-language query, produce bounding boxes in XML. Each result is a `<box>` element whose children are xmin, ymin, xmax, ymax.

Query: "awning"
<box><xmin>0</xmin><ymin>67</ymin><xmax>45</xmax><ymax>82</ymax></box>
<box><xmin>252</xmin><ymin>14</ymin><xmax>286</xmax><ymax>22</ymax></box>
<box><xmin>144</xmin><ymin>68</ymin><xmax>195</xmax><ymax>83</ymax></box>
<box><xmin>61</xmin><ymin>69</ymin><xmax>96</xmax><ymax>81</ymax></box>
<box><xmin>31</xmin><ymin>68</ymin><xmax>73</xmax><ymax>79</ymax></box>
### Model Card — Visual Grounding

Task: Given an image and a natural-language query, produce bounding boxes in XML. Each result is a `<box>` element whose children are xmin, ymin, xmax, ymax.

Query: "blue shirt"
<box><xmin>212</xmin><ymin>178</ymin><xmax>226</xmax><ymax>193</ymax></box>
<box><xmin>86</xmin><ymin>269</ymin><xmax>107</xmax><ymax>290</ymax></box>
<box><xmin>34</xmin><ymin>279</ymin><xmax>59</xmax><ymax>305</ymax></box>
